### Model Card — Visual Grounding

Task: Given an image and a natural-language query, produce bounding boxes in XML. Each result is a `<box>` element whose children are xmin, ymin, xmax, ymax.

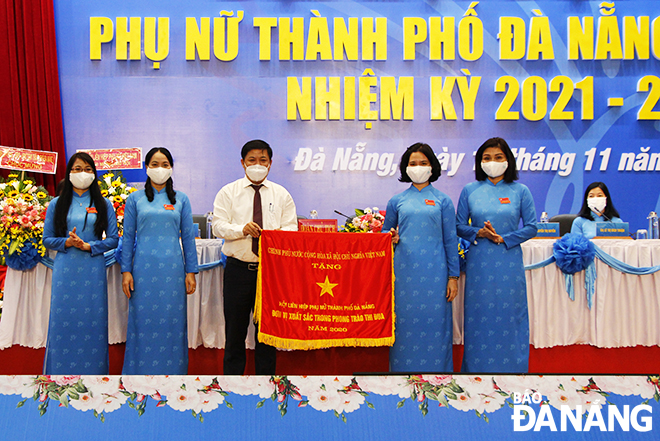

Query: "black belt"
<box><xmin>226</xmin><ymin>256</ymin><xmax>259</xmax><ymax>271</ymax></box>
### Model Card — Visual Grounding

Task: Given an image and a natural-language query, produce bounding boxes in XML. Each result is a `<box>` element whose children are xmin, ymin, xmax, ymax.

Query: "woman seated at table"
<box><xmin>571</xmin><ymin>182</ymin><xmax>622</xmax><ymax>239</ymax></box>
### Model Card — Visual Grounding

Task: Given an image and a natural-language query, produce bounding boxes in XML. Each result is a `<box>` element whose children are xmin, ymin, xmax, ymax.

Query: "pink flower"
<box><xmin>50</xmin><ymin>375</ymin><xmax>81</xmax><ymax>386</ymax></box>
<box><xmin>422</xmin><ymin>375</ymin><xmax>452</xmax><ymax>386</ymax></box>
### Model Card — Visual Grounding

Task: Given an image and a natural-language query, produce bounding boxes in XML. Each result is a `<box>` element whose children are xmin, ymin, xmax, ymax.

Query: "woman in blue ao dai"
<box><xmin>383</xmin><ymin>143</ymin><xmax>460</xmax><ymax>372</ymax></box>
<box><xmin>456</xmin><ymin>138</ymin><xmax>537</xmax><ymax>373</ymax></box>
<box><xmin>43</xmin><ymin>152</ymin><xmax>118</xmax><ymax>374</ymax></box>
<box><xmin>121</xmin><ymin>148</ymin><xmax>198</xmax><ymax>374</ymax></box>
<box><xmin>571</xmin><ymin>182</ymin><xmax>622</xmax><ymax>239</ymax></box>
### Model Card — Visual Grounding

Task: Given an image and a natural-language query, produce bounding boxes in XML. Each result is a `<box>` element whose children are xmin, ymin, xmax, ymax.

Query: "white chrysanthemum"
<box><xmin>307</xmin><ymin>388</ymin><xmax>342</xmax><ymax>412</ymax></box>
<box><xmin>354</xmin><ymin>376</ymin><xmax>409</xmax><ymax>397</ymax></box>
<box><xmin>70</xmin><ymin>391</ymin><xmax>104</xmax><ymax>411</ymax></box>
<box><xmin>167</xmin><ymin>388</ymin><xmax>202</xmax><ymax>412</ymax></box>
<box><xmin>336</xmin><ymin>390</ymin><xmax>365</xmax><ymax>413</ymax></box>
<box><xmin>95</xmin><ymin>392</ymin><xmax>127</xmax><ymax>413</ymax></box>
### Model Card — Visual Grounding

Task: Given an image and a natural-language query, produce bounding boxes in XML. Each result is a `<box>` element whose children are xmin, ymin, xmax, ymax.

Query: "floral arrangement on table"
<box><xmin>340</xmin><ymin>207</ymin><xmax>386</xmax><ymax>233</ymax></box>
<box><xmin>0</xmin><ymin>173</ymin><xmax>52</xmax><ymax>270</ymax></box>
<box><xmin>2</xmin><ymin>375</ymin><xmax>658</xmax><ymax>423</ymax></box>
<box><xmin>97</xmin><ymin>171</ymin><xmax>137</xmax><ymax>236</ymax></box>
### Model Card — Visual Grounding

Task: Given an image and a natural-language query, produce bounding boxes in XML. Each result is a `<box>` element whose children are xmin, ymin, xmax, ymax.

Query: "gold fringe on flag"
<box><xmin>258</xmin><ymin>333</ymin><xmax>395</xmax><ymax>351</ymax></box>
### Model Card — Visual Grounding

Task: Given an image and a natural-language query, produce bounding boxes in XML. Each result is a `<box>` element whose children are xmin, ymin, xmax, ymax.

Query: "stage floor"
<box><xmin>1</xmin><ymin>344</ymin><xmax>659</xmax><ymax>375</ymax></box>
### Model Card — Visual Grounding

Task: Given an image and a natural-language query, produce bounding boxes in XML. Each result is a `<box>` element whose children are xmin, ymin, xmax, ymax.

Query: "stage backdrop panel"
<box><xmin>52</xmin><ymin>0</ymin><xmax>660</xmax><ymax>232</ymax></box>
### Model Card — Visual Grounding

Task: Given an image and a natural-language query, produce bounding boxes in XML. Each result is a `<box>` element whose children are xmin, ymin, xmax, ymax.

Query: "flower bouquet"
<box><xmin>0</xmin><ymin>173</ymin><xmax>52</xmax><ymax>270</ymax></box>
<box><xmin>97</xmin><ymin>171</ymin><xmax>137</xmax><ymax>236</ymax></box>
<box><xmin>340</xmin><ymin>207</ymin><xmax>386</xmax><ymax>233</ymax></box>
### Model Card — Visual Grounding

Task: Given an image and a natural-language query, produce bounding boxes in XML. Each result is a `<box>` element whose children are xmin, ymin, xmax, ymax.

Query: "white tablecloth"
<box><xmin>2</xmin><ymin>239</ymin><xmax>658</xmax><ymax>350</ymax></box>
<box><xmin>0</xmin><ymin>239</ymin><xmax>260</xmax><ymax>350</ymax></box>
<box><xmin>452</xmin><ymin>239</ymin><xmax>660</xmax><ymax>348</ymax></box>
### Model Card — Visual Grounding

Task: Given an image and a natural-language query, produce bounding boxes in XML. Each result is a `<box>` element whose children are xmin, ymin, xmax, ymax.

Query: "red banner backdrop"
<box><xmin>78</xmin><ymin>148</ymin><xmax>142</xmax><ymax>170</ymax></box>
<box><xmin>0</xmin><ymin>146</ymin><xmax>58</xmax><ymax>174</ymax></box>
<box><xmin>255</xmin><ymin>231</ymin><xmax>394</xmax><ymax>350</ymax></box>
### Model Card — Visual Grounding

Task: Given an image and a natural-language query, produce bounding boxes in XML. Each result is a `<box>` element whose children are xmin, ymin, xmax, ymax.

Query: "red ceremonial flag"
<box><xmin>255</xmin><ymin>230</ymin><xmax>394</xmax><ymax>350</ymax></box>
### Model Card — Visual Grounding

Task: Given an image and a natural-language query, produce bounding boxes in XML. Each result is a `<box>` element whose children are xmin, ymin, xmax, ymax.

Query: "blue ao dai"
<box><xmin>456</xmin><ymin>180</ymin><xmax>537</xmax><ymax>373</ymax></box>
<box><xmin>43</xmin><ymin>192</ymin><xmax>118</xmax><ymax>374</ymax></box>
<box><xmin>120</xmin><ymin>187</ymin><xmax>198</xmax><ymax>375</ymax></box>
<box><xmin>383</xmin><ymin>184</ymin><xmax>460</xmax><ymax>372</ymax></box>
<box><xmin>571</xmin><ymin>214</ymin><xmax>623</xmax><ymax>239</ymax></box>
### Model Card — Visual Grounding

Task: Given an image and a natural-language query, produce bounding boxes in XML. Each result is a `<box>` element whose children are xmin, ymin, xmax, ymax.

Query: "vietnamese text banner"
<box><xmin>255</xmin><ymin>231</ymin><xmax>394</xmax><ymax>350</ymax></box>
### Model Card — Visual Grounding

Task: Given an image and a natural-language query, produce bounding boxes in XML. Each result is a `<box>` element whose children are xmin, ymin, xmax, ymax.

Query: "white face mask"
<box><xmin>406</xmin><ymin>166</ymin><xmax>432</xmax><ymax>184</ymax></box>
<box><xmin>245</xmin><ymin>164</ymin><xmax>269</xmax><ymax>183</ymax></box>
<box><xmin>69</xmin><ymin>171</ymin><xmax>95</xmax><ymax>190</ymax></box>
<box><xmin>588</xmin><ymin>196</ymin><xmax>607</xmax><ymax>214</ymax></box>
<box><xmin>481</xmin><ymin>161</ymin><xmax>508</xmax><ymax>178</ymax></box>
<box><xmin>147</xmin><ymin>167</ymin><xmax>172</xmax><ymax>185</ymax></box>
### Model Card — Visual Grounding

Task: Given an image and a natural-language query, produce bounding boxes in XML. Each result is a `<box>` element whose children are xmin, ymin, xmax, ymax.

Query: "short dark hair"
<box><xmin>241</xmin><ymin>139</ymin><xmax>272</xmax><ymax>160</ymax></box>
<box><xmin>577</xmin><ymin>182</ymin><xmax>621</xmax><ymax>221</ymax></box>
<box><xmin>398</xmin><ymin>142</ymin><xmax>442</xmax><ymax>183</ymax></box>
<box><xmin>474</xmin><ymin>137</ymin><xmax>518</xmax><ymax>183</ymax></box>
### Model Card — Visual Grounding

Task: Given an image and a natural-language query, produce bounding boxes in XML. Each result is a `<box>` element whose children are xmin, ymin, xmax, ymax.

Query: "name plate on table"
<box><xmin>596</xmin><ymin>222</ymin><xmax>630</xmax><ymax>237</ymax></box>
<box><xmin>298</xmin><ymin>219</ymin><xmax>338</xmax><ymax>232</ymax></box>
<box><xmin>536</xmin><ymin>222</ymin><xmax>560</xmax><ymax>237</ymax></box>
<box><xmin>255</xmin><ymin>230</ymin><xmax>394</xmax><ymax>350</ymax></box>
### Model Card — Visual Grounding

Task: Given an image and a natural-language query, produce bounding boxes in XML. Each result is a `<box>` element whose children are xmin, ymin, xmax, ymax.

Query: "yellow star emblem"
<box><xmin>316</xmin><ymin>276</ymin><xmax>338</xmax><ymax>297</ymax></box>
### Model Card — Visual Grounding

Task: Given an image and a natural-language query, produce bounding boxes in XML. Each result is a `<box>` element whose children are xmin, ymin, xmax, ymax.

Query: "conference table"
<box><xmin>0</xmin><ymin>238</ymin><xmax>659</xmax><ymax>351</ymax></box>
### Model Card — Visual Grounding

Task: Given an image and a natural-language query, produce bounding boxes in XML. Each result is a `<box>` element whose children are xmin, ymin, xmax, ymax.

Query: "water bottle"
<box><xmin>206</xmin><ymin>211</ymin><xmax>214</xmax><ymax>239</ymax></box>
<box><xmin>648</xmin><ymin>211</ymin><xmax>659</xmax><ymax>239</ymax></box>
<box><xmin>540</xmin><ymin>211</ymin><xmax>549</xmax><ymax>223</ymax></box>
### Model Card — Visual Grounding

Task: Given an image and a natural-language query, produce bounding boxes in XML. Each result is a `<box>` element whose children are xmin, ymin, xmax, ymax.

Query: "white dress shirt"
<box><xmin>213</xmin><ymin>176</ymin><xmax>298</xmax><ymax>262</ymax></box>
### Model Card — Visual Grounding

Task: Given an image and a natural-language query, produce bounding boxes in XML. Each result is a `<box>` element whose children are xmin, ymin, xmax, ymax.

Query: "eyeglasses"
<box><xmin>71</xmin><ymin>167</ymin><xmax>93</xmax><ymax>173</ymax></box>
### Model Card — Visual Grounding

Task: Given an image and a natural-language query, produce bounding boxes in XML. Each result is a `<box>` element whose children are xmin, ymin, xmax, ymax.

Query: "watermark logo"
<box><xmin>511</xmin><ymin>392</ymin><xmax>652</xmax><ymax>432</ymax></box>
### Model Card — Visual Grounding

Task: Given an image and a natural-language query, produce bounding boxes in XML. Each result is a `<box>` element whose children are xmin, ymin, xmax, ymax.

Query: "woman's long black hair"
<box><xmin>144</xmin><ymin>147</ymin><xmax>176</xmax><ymax>205</ymax></box>
<box><xmin>577</xmin><ymin>182</ymin><xmax>620</xmax><ymax>220</ymax></box>
<box><xmin>54</xmin><ymin>152</ymin><xmax>108</xmax><ymax>238</ymax></box>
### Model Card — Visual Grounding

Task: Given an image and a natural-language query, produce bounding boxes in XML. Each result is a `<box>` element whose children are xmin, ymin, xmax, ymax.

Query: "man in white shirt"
<box><xmin>212</xmin><ymin>140</ymin><xmax>298</xmax><ymax>375</ymax></box>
